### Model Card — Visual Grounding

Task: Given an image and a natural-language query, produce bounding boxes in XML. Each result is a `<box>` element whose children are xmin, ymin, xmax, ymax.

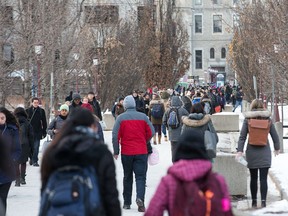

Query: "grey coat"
<box><xmin>162</xmin><ymin>96</ymin><xmax>189</xmax><ymax>142</ymax></box>
<box><xmin>47</xmin><ymin>115</ymin><xmax>67</xmax><ymax>139</ymax></box>
<box><xmin>237</xmin><ymin>110</ymin><xmax>280</xmax><ymax>169</ymax></box>
<box><xmin>181</xmin><ymin>113</ymin><xmax>218</xmax><ymax>143</ymax></box>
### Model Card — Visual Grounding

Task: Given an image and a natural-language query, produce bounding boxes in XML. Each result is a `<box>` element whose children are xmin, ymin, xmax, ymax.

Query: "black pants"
<box><xmin>249</xmin><ymin>168</ymin><xmax>269</xmax><ymax>201</ymax></box>
<box><xmin>170</xmin><ymin>141</ymin><xmax>178</xmax><ymax>163</ymax></box>
<box><xmin>0</xmin><ymin>182</ymin><xmax>12</xmax><ymax>215</ymax></box>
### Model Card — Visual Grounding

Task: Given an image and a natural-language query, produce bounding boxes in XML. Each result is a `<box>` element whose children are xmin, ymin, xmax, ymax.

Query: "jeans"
<box><xmin>121</xmin><ymin>154</ymin><xmax>148</xmax><ymax>205</ymax></box>
<box><xmin>32</xmin><ymin>138</ymin><xmax>41</xmax><ymax>164</ymax></box>
<box><xmin>233</xmin><ymin>100</ymin><xmax>242</xmax><ymax>112</ymax></box>
<box><xmin>161</xmin><ymin>124</ymin><xmax>167</xmax><ymax>137</ymax></box>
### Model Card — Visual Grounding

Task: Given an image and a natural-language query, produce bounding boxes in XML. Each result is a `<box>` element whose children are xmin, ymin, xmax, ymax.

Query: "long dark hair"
<box><xmin>0</xmin><ymin>107</ymin><xmax>19</xmax><ymax>129</ymax></box>
<box><xmin>14</xmin><ymin>107</ymin><xmax>28</xmax><ymax>118</ymax></box>
<box><xmin>191</xmin><ymin>103</ymin><xmax>205</xmax><ymax>114</ymax></box>
<box><xmin>50</xmin><ymin>108</ymin><xmax>96</xmax><ymax>146</ymax></box>
<box><xmin>41</xmin><ymin>108</ymin><xmax>97</xmax><ymax>184</ymax></box>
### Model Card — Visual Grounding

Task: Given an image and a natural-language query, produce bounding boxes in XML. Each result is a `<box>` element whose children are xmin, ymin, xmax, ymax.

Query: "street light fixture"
<box><xmin>73</xmin><ymin>53</ymin><xmax>80</xmax><ymax>92</ymax></box>
<box><xmin>34</xmin><ymin>45</ymin><xmax>43</xmax><ymax>98</ymax></box>
<box><xmin>93</xmin><ymin>58</ymin><xmax>99</xmax><ymax>95</ymax></box>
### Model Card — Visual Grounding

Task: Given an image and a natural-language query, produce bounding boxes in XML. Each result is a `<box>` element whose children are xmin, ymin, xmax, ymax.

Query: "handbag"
<box><xmin>41</xmin><ymin>136</ymin><xmax>51</xmax><ymax>153</ymax></box>
<box><xmin>215</xmin><ymin>105</ymin><xmax>221</xmax><ymax>113</ymax></box>
<box><xmin>204</xmin><ymin>123</ymin><xmax>218</xmax><ymax>159</ymax></box>
<box><xmin>148</xmin><ymin>147</ymin><xmax>159</xmax><ymax>166</ymax></box>
<box><xmin>99</xmin><ymin>120</ymin><xmax>107</xmax><ymax>130</ymax></box>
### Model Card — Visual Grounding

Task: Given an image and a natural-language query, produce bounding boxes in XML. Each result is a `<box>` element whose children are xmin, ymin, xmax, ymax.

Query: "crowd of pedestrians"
<box><xmin>0</xmin><ymin>84</ymin><xmax>281</xmax><ymax>215</ymax></box>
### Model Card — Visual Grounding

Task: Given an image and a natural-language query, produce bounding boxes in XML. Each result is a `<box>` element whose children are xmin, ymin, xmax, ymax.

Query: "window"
<box><xmin>3</xmin><ymin>44</ymin><xmax>14</xmax><ymax>65</ymax></box>
<box><xmin>195</xmin><ymin>0</ymin><xmax>202</xmax><ymax>5</ymax></box>
<box><xmin>85</xmin><ymin>5</ymin><xmax>119</xmax><ymax>24</ymax></box>
<box><xmin>233</xmin><ymin>14</ymin><xmax>239</xmax><ymax>28</ymax></box>
<box><xmin>210</xmin><ymin>48</ymin><xmax>215</xmax><ymax>59</ymax></box>
<box><xmin>195</xmin><ymin>50</ymin><xmax>202</xmax><ymax>69</ymax></box>
<box><xmin>213</xmin><ymin>0</ymin><xmax>221</xmax><ymax>4</ymax></box>
<box><xmin>221</xmin><ymin>48</ymin><xmax>226</xmax><ymax>58</ymax></box>
<box><xmin>1</xmin><ymin>6</ymin><xmax>13</xmax><ymax>26</ymax></box>
<box><xmin>195</xmin><ymin>15</ymin><xmax>202</xmax><ymax>33</ymax></box>
<box><xmin>213</xmin><ymin>15</ymin><xmax>222</xmax><ymax>33</ymax></box>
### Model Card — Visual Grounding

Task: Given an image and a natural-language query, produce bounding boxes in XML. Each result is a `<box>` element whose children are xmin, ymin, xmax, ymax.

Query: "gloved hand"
<box><xmin>274</xmin><ymin>150</ymin><xmax>280</xmax><ymax>156</ymax></box>
<box><xmin>235</xmin><ymin>152</ymin><xmax>243</xmax><ymax>161</ymax></box>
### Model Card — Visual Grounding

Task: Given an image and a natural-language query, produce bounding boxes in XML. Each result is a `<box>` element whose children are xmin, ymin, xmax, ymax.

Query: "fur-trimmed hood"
<box><xmin>149</xmin><ymin>99</ymin><xmax>163</xmax><ymax>105</ymax></box>
<box><xmin>243</xmin><ymin>110</ymin><xmax>271</xmax><ymax>119</ymax></box>
<box><xmin>201</xmin><ymin>97</ymin><xmax>211</xmax><ymax>103</ymax></box>
<box><xmin>182</xmin><ymin>113</ymin><xmax>210</xmax><ymax>127</ymax></box>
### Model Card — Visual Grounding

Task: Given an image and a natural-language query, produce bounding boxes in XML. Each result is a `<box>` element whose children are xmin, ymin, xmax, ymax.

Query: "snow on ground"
<box><xmin>7</xmin><ymin>131</ymin><xmax>173</xmax><ymax>216</ymax></box>
<box><xmin>6</xmin><ymin>104</ymin><xmax>288</xmax><ymax>215</ymax></box>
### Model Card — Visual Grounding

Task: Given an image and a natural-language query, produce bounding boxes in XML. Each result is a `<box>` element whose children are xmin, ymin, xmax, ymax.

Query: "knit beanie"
<box><xmin>174</xmin><ymin>130</ymin><xmax>209</xmax><ymax>162</ymax></box>
<box><xmin>60</xmin><ymin>104</ymin><xmax>69</xmax><ymax>112</ymax></box>
<box><xmin>72</xmin><ymin>93</ymin><xmax>81</xmax><ymax>100</ymax></box>
<box><xmin>123</xmin><ymin>95</ymin><xmax>136</xmax><ymax>110</ymax></box>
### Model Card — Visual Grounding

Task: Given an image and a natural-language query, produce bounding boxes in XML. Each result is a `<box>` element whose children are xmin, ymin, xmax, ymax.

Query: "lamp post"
<box><xmin>35</xmin><ymin>45</ymin><xmax>43</xmax><ymax>98</ymax></box>
<box><xmin>93</xmin><ymin>58</ymin><xmax>99</xmax><ymax>95</ymax></box>
<box><xmin>73</xmin><ymin>53</ymin><xmax>80</xmax><ymax>92</ymax></box>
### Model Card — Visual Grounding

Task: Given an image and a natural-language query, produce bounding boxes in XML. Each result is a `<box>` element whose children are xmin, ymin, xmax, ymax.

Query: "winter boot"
<box><xmin>20</xmin><ymin>168</ymin><xmax>27</xmax><ymax>185</ymax></box>
<box><xmin>20</xmin><ymin>176</ymin><xmax>26</xmax><ymax>185</ymax></box>
<box><xmin>158</xmin><ymin>135</ymin><xmax>161</xmax><ymax>144</ymax></box>
<box><xmin>252</xmin><ymin>199</ymin><xmax>257</xmax><ymax>208</ymax></box>
<box><xmin>15</xmin><ymin>178</ymin><xmax>21</xmax><ymax>187</ymax></box>
<box><xmin>153</xmin><ymin>135</ymin><xmax>157</xmax><ymax>145</ymax></box>
<box><xmin>261</xmin><ymin>200</ymin><xmax>266</xmax><ymax>208</ymax></box>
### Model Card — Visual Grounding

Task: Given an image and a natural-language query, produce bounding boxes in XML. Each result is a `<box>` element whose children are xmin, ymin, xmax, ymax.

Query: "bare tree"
<box><xmin>229</xmin><ymin>0</ymin><xmax>288</xmax><ymax>102</ymax></box>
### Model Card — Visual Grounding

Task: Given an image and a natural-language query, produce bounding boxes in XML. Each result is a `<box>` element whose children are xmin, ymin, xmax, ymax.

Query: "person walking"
<box><xmin>81</xmin><ymin>96</ymin><xmax>94</xmax><ymax>113</ymax></box>
<box><xmin>236</xmin><ymin>99</ymin><xmax>280</xmax><ymax>208</ymax></box>
<box><xmin>160</xmin><ymin>90</ymin><xmax>171</xmax><ymax>142</ymax></box>
<box><xmin>40</xmin><ymin>109</ymin><xmax>121</xmax><ymax>216</ymax></box>
<box><xmin>112</xmin><ymin>95</ymin><xmax>154</xmax><ymax>212</ymax></box>
<box><xmin>143</xmin><ymin>93</ymin><xmax>150</xmax><ymax>116</ymax></box>
<box><xmin>26</xmin><ymin>97</ymin><xmax>47</xmax><ymax>167</ymax></box>
<box><xmin>181</xmin><ymin>102</ymin><xmax>218</xmax><ymax>160</ymax></box>
<box><xmin>112</xmin><ymin>97</ymin><xmax>125</xmax><ymax>119</ymax></box>
<box><xmin>47</xmin><ymin>104</ymin><xmax>69</xmax><ymax>140</ymax></box>
<box><xmin>0</xmin><ymin>107</ymin><xmax>21</xmax><ymax>214</ymax></box>
<box><xmin>69</xmin><ymin>93</ymin><xmax>82</xmax><ymax>116</ymax></box>
<box><xmin>162</xmin><ymin>96</ymin><xmax>189</xmax><ymax>162</ymax></box>
<box><xmin>13</xmin><ymin>107</ymin><xmax>34</xmax><ymax>186</ymax></box>
<box><xmin>148</xmin><ymin>94</ymin><xmax>165</xmax><ymax>145</ymax></box>
<box><xmin>132</xmin><ymin>90</ymin><xmax>145</xmax><ymax>113</ymax></box>
<box><xmin>233</xmin><ymin>88</ymin><xmax>244</xmax><ymax>112</ymax></box>
<box><xmin>144</xmin><ymin>130</ymin><xmax>233</xmax><ymax>216</ymax></box>
<box><xmin>87</xmin><ymin>91</ymin><xmax>102</xmax><ymax>120</ymax></box>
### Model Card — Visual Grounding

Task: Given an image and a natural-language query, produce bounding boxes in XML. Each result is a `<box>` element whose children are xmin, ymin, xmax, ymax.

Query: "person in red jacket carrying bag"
<box><xmin>112</xmin><ymin>95</ymin><xmax>154</xmax><ymax>212</ymax></box>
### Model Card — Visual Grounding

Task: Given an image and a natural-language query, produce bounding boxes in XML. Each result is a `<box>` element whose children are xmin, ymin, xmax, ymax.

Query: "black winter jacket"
<box><xmin>16</xmin><ymin>115</ymin><xmax>34</xmax><ymax>163</ymax></box>
<box><xmin>41</xmin><ymin>133</ymin><xmax>121</xmax><ymax>216</ymax></box>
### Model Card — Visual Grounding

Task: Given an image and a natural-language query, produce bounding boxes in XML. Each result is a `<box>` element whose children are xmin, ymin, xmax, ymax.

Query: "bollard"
<box><xmin>274</xmin><ymin>122</ymin><xmax>284</xmax><ymax>153</ymax></box>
